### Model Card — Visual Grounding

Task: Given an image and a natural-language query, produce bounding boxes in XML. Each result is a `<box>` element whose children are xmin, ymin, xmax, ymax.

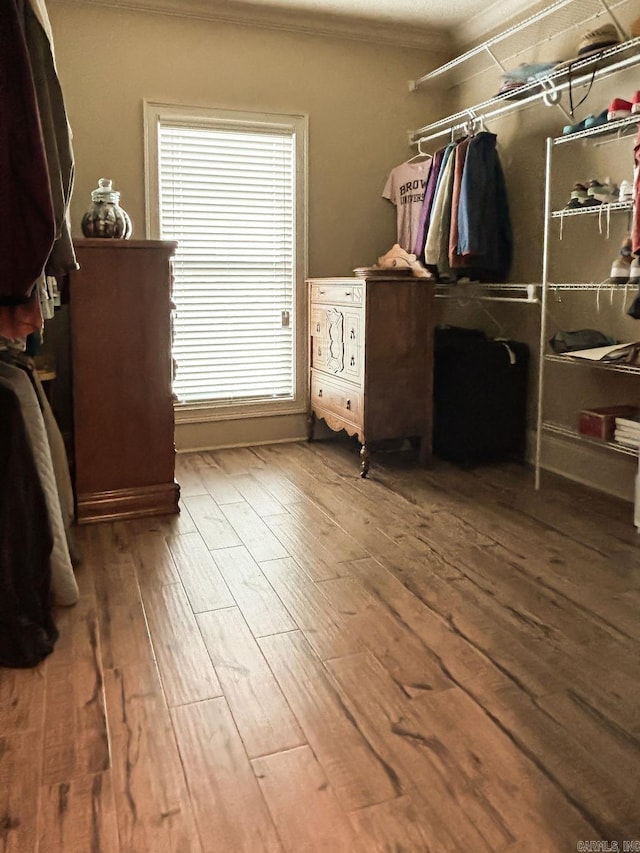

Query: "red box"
<box><xmin>578</xmin><ymin>405</ymin><xmax>640</xmax><ymax>441</ymax></box>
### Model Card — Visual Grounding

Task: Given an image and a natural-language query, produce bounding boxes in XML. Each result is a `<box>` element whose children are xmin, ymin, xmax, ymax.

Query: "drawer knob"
<box><xmin>346</xmin><ymin>399</ymin><xmax>351</xmax><ymax>410</ymax></box>
<box><xmin>344</xmin><ymin>290</ymin><xmax>352</xmax><ymax>296</ymax></box>
<box><xmin>316</xmin><ymin>323</ymin><xmax>321</xmax><ymax>332</ymax></box>
<box><xmin>350</xmin><ymin>356</ymin><xmax>355</xmax><ymax>366</ymax></box>
<box><xmin>318</xmin><ymin>346</ymin><xmax>322</xmax><ymax>356</ymax></box>
<box><xmin>318</xmin><ymin>389</ymin><xmax>323</xmax><ymax>397</ymax></box>
<box><xmin>319</xmin><ymin>289</ymin><xmax>326</xmax><ymax>294</ymax></box>
<box><xmin>350</xmin><ymin>329</ymin><xmax>355</xmax><ymax>339</ymax></box>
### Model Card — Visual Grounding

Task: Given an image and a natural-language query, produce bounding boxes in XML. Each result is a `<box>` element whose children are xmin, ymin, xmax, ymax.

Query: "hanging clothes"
<box><xmin>448</xmin><ymin>136</ymin><xmax>472</xmax><ymax>268</ymax></box>
<box><xmin>19</xmin><ymin>353</ymin><xmax>76</xmax><ymax>558</ymax></box>
<box><xmin>0</xmin><ymin>356</ymin><xmax>79</xmax><ymax>608</ymax></box>
<box><xmin>413</xmin><ymin>146</ymin><xmax>445</xmax><ymax>258</ymax></box>
<box><xmin>457</xmin><ymin>131</ymin><xmax>512</xmax><ymax>281</ymax></box>
<box><xmin>23</xmin><ymin>0</ymin><xmax>78</xmax><ymax>279</ymax></box>
<box><xmin>0</xmin><ymin>1</ymin><xmax>79</xmax><ymax>667</ymax></box>
<box><xmin>0</xmin><ymin>0</ymin><xmax>78</xmax><ymax>340</ymax></box>
<box><xmin>28</xmin><ymin>0</ymin><xmax>56</xmax><ymax>55</ymax></box>
<box><xmin>0</xmin><ymin>294</ymin><xmax>44</xmax><ymax>340</ymax></box>
<box><xmin>632</xmin><ymin>125</ymin><xmax>640</xmax><ymax>256</ymax></box>
<box><xmin>0</xmin><ymin>0</ymin><xmax>56</xmax><ymax>304</ymax></box>
<box><xmin>382</xmin><ymin>159</ymin><xmax>432</xmax><ymax>252</ymax></box>
<box><xmin>0</xmin><ymin>384</ymin><xmax>57</xmax><ymax>668</ymax></box>
<box><xmin>424</xmin><ymin>141</ymin><xmax>458</xmax><ymax>275</ymax></box>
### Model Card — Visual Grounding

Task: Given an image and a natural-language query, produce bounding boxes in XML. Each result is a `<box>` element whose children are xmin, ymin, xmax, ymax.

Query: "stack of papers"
<box><xmin>563</xmin><ymin>342</ymin><xmax>640</xmax><ymax>363</ymax></box>
<box><xmin>615</xmin><ymin>412</ymin><xmax>640</xmax><ymax>448</ymax></box>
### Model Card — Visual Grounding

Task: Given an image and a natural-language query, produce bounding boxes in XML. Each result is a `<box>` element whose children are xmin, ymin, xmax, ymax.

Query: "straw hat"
<box><xmin>557</xmin><ymin>23</ymin><xmax>621</xmax><ymax>68</ymax></box>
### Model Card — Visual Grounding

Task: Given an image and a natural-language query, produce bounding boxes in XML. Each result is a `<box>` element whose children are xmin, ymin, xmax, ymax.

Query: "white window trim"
<box><xmin>143</xmin><ymin>100</ymin><xmax>309</xmax><ymax>426</ymax></box>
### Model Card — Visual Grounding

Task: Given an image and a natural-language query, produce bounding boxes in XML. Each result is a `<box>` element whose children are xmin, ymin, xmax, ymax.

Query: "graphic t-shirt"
<box><xmin>382</xmin><ymin>160</ymin><xmax>431</xmax><ymax>253</ymax></box>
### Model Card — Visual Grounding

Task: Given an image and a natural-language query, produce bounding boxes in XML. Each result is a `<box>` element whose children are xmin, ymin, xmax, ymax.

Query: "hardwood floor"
<box><xmin>2</xmin><ymin>439</ymin><xmax>640</xmax><ymax>852</ymax></box>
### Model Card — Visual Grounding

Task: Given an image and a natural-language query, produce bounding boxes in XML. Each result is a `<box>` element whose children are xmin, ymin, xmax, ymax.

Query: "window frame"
<box><xmin>144</xmin><ymin>100</ymin><xmax>308</xmax><ymax>426</ymax></box>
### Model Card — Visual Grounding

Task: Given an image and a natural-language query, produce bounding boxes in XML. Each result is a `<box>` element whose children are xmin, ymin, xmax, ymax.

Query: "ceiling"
<box><xmin>77</xmin><ymin>0</ymin><xmax>538</xmax><ymax>50</ymax></box>
<box><xmin>173</xmin><ymin>0</ymin><xmax>501</xmax><ymax>29</ymax></box>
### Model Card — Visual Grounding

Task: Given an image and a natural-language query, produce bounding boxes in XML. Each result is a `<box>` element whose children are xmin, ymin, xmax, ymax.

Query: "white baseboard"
<box><xmin>175</xmin><ymin>411</ymin><xmax>309</xmax><ymax>454</ymax></box>
<box><xmin>531</xmin><ymin>428</ymin><xmax>635</xmax><ymax>503</ymax></box>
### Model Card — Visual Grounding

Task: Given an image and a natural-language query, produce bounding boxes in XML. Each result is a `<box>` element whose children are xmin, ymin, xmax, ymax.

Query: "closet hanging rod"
<box><xmin>435</xmin><ymin>282</ymin><xmax>540</xmax><ymax>303</ymax></box>
<box><xmin>412</xmin><ymin>116</ymin><xmax>487</xmax><ymax>147</ymax></box>
<box><xmin>410</xmin><ymin>37</ymin><xmax>640</xmax><ymax>145</ymax></box>
<box><xmin>435</xmin><ymin>293</ymin><xmax>540</xmax><ymax>303</ymax></box>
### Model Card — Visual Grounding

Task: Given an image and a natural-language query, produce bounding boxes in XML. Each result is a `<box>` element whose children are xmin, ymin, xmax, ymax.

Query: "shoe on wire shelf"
<box><xmin>607</xmin><ymin>97</ymin><xmax>632</xmax><ymax>120</ymax></box>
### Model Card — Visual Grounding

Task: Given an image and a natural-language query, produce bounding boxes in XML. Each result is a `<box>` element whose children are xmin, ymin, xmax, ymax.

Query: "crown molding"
<box><xmin>57</xmin><ymin>0</ymin><xmax>453</xmax><ymax>53</ymax></box>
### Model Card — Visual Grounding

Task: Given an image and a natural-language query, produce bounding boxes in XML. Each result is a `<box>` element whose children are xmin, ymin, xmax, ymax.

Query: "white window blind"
<box><xmin>158</xmin><ymin>122</ymin><xmax>296</xmax><ymax>405</ymax></box>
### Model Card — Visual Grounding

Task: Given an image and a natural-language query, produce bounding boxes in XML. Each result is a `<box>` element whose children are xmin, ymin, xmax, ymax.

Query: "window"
<box><xmin>145</xmin><ymin>103</ymin><xmax>307</xmax><ymax>416</ymax></box>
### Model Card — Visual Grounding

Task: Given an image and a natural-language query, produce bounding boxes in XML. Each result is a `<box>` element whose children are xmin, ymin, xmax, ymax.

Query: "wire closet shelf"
<box><xmin>408</xmin><ymin>0</ymin><xmax>639</xmax><ymax>147</ymax></box>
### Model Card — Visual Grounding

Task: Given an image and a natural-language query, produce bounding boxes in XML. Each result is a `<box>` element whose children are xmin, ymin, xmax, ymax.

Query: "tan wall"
<box><xmin>49</xmin><ymin>2</ymin><xmax>445</xmax><ymax>277</ymax></box>
<box><xmin>47</xmin><ymin>2</ymin><xmax>638</xmax><ymax>498</ymax></box>
<box><xmin>47</xmin><ymin>2</ymin><xmax>445</xmax><ymax>452</ymax></box>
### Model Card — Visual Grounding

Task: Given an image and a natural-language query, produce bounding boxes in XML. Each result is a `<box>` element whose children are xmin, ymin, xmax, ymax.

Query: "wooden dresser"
<box><xmin>70</xmin><ymin>239</ymin><xmax>179</xmax><ymax>522</ymax></box>
<box><xmin>308</xmin><ymin>275</ymin><xmax>435</xmax><ymax>476</ymax></box>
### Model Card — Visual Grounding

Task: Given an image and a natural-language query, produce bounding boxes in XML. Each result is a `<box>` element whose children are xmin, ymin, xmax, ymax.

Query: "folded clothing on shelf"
<box><xmin>562</xmin><ymin>341</ymin><xmax>640</xmax><ymax>363</ymax></box>
<box><xmin>549</xmin><ymin>328</ymin><xmax>614</xmax><ymax>353</ymax></box>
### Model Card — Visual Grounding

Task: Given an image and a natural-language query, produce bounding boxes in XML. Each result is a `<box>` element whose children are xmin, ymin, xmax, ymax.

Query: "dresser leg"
<box><xmin>359</xmin><ymin>443</ymin><xmax>370</xmax><ymax>478</ymax></box>
<box><xmin>307</xmin><ymin>411</ymin><xmax>315</xmax><ymax>441</ymax></box>
<box><xmin>418</xmin><ymin>434</ymin><xmax>431</xmax><ymax>466</ymax></box>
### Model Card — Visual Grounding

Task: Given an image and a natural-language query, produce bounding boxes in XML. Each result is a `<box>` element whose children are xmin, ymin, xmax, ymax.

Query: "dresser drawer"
<box><xmin>310</xmin><ymin>282</ymin><xmax>363</xmax><ymax>306</ymax></box>
<box><xmin>310</xmin><ymin>305</ymin><xmax>363</xmax><ymax>378</ymax></box>
<box><xmin>311</xmin><ymin>372</ymin><xmax>363</xmax><ymax>425</ymax></box>
<box><xmin>310</xmin><ymin>308</ymin><xmax>328</xmax><ymax>371</ymax></box>
<box><xmin>344</xmin><ymin>342</ymin><xmax>362</xmax><ymax>380</ymax></box>
<box><xmin>310</xmin><ymin>307</ymin><xmax>327</xmax><ymax>338</ymax></box>
<box><xmin>343</xmin><ymin>311</ymin><xmax>362</xmax><ymax>379</ymax></box>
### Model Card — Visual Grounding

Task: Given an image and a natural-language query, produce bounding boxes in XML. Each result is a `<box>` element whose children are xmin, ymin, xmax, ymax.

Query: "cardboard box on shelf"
<box><xmin>578</xmin><ymin>405</ymin><xmax>640</xmax><ymax>441</ymax></box>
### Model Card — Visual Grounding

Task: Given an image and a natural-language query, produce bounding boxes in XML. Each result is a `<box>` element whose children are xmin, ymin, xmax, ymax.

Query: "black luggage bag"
<box><xmin>433</xmin><ymin>326</ymin><xmax>529</xmax><ymax>465</ymax></box>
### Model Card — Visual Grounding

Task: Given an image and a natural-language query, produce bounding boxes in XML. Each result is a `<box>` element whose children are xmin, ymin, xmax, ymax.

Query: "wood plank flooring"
<box><xmin>2</xmin><ymin>439</ymin><xmax>640</xmax><ymax>852</ymax></box>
